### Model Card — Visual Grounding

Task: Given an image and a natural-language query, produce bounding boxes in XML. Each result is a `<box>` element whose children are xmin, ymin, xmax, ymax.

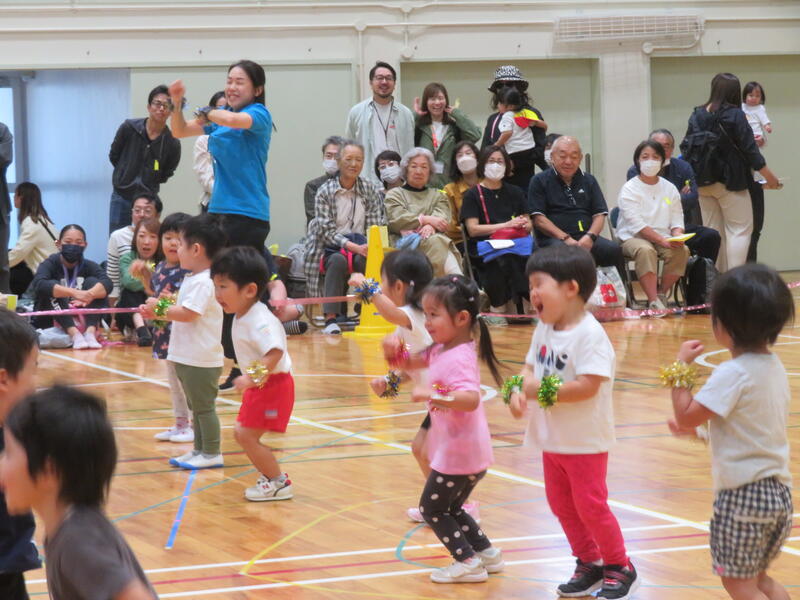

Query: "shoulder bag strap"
<box><xmin>476</xmin><ymin>185</ymin><xmax>491</xmax><ymax>223</ymax></box>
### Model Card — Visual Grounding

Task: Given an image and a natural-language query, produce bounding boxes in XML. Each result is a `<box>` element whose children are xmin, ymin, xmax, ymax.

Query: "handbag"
<box><xmin>589</xmin><ymin>266</ymin><xmax>627</xmax><ymax>308</ymax></box>
<box><xmin>320</xmin><ymin>232</ymin><xmax>367</xmax><ymax>274</ymax></box>
<box><xmin>476</xmin><ymin>185</ymin><xmax>528</xmax><ymax>240</ymax></box>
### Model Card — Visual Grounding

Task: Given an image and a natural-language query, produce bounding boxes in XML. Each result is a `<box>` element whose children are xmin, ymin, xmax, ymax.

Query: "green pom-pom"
<box><xmin>537</xmin><ymin>374</ymin><xmax>563</xmax><ymax>409</ymax></box>
<box><xmin>380</xmin><ymin>371</ymin><xmax>401</xmax><ymax>398</ymax></box>
<box><xmin>501</xmin><ymin>375</ymin><xmax>524</xmax><ymax>405</ymax></box>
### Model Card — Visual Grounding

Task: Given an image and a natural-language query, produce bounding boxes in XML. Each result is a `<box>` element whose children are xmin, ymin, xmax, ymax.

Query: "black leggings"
<box><xmin>0</xmin><ymin>572</ymin><xmax>29</xmax><ymax>600</ymax></box>
<box><xmin>419</xmin><ymin>469</ymin><xmax>491</xmax><ymax>561</ymax></box>
<box><xmin>746</xmin><ymin>178</ymin><xmax>764</xmax><ymax>263</ymax></box>
<box><xmin>33</xmin><ymin>277</ymin><xmax>109</xmax><ymax>331</ymax></box>
<box><xmin>116</xmin><ymin>288</ymin><xmax>147</xmax><ymax>331</ymax></box>
<box><xmin>218</xmin><ymin>213</ymin><xmax>270</xmax><ymax>360</ymax></box>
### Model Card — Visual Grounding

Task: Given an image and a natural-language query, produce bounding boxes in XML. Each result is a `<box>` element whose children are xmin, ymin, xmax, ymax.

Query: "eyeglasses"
<box><xmin>133</xmin><ymin>208</ymin><xmax>152</xmax><ymax>215</ymax></box>
<box><xmin>150</xmin><ymin>101</ymin><xmax>171</xmax><ymax>111</ymax></box>
<box><xmin>372</xmin><ymin>76</ymin><xmax>395</xmax><ymax>83</ymax></box>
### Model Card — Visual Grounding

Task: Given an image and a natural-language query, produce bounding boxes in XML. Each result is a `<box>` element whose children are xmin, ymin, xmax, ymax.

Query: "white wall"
<box><xmin>130</xmin><ymin>64</ymin><xmax>354</xmax><ymax>253</ymax></box>
<box><xmin>25</xmin><ymin>68</ymin><xmax>129</xmax><ymax>262</ymax></box>
<box><xmin>651</xmin><ymin>55</ymin><xmax>800</xmax><ymax>271</ymax></box>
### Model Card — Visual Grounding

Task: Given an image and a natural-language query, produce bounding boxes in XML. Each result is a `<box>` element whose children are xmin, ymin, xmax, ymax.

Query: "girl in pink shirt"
<box><xmin>393</xmin><ymin>274</ymin><xmax>504</xmax><ymax>584</ymax></box>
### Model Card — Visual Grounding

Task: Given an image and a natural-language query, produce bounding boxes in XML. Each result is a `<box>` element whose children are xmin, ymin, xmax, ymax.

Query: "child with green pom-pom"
<box><xmin>506</xmin><ymin>245</ymin><xmax>638</xmax><ymax>600</ymax></box>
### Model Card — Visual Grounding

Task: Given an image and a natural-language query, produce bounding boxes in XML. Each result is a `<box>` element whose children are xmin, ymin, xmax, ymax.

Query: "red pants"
<box><xmin>543</xmin><ymin>452</ymin><xmax>628</xmax><ymax>566</ymax></box>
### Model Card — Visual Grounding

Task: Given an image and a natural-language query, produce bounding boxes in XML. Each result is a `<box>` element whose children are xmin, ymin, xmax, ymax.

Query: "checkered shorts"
<box><xmin>710</xmin><ymin>476</ymin><xmax>793</xmax><ymax>579</ymax></box>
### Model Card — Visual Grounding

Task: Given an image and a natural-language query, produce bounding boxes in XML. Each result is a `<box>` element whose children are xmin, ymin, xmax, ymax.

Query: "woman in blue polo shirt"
<box><xmin>168</xmin><ymin>60</ymin><xmax>272</xmax><ymax>391</ymax></box>
<box><xmin>168</xmin><ymin>59</ymin><xmax>272</xmax><ymax>249</ymax></box>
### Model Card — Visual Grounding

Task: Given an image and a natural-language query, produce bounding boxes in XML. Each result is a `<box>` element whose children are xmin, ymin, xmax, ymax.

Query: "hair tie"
<box><xmin>451</xmin><ymin>276</ymin><xmax>459</xmax><ymax>283</ymax></box>
<box><xmin>409</xmin><ymin>280</ymin><xmax>415</xmax><ymax>287</ymax></box>
<box><xmin>468</xmin><ymin>296</ymin><xmax>474</xmax><ymax>302</ymax></box>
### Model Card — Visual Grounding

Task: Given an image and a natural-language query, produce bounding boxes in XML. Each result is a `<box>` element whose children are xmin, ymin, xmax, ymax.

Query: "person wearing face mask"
<box><xmin>443</xmin><ymin>141</ymin><xmax>481</xmax><ymax>248</ymax></box>
<box><xmin>543</xmin><ymin>133</ymin><xmax>563</xmax><ymax>167</ymax></box>
<box><xmin>304</xmin><ymin>136</ymin><xmax>345</xmax><ymax>225</ymax></box>
<box><xmin>529</xmin><ymin>136</ymin><xmax>624</xmax><ymax>274</ymax></box>
<box><xmin>412</xmin><ymin>82</ymin><xmax>481</xmax><ymax>189</ymax></box>
<box><xmin>626</xmin><ymin>129</ymin><xmax>721</xmax><ymax>264</ymax></box>
<box><xmin>460</xmin><ymin>146</ymin><xmax>532</xmax><ymax>324</ymax></box>
<box><xmin>616</xmin><ymin>140</ymin><xmax>689</xmax><ymax>314</ymax></box>
<box><xmin>385</xmin><ymin>148</ymin><xmax>463</xmax><ymax>278</ymax></box>
<box><xmin>31</xmin><ymin>224</ymin><xmax>112</xmax><ymax>349</ymax></box>
<box><xmin>374</xmin><ymin>150</ymin><xmax>404</xmax><ymax>196</ymax></box>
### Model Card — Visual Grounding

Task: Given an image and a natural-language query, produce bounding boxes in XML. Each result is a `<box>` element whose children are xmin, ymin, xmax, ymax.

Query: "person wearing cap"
<box><xmin>481</xmin><ymin>65</ymin><xmax>548</xmax><ymax>172</ymax></box>
<box><xmin>345</xmin><ymin>61</ymin><xmax>415</xmax><ymax>187</ymax></box>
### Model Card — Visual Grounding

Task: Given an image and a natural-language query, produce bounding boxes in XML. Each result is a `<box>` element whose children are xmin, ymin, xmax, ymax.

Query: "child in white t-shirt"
<box><xmin>507</xmin><ymin>245</ymin><xmax>638</xmax><ymax>600</ymax></box>
<box><xmin>742</xmin><ymin>81</ymin><xmax>772</xmax><ymax>144</ymax></box>
<box><xmin>493</xmin><ymin>86</ymin><xmax>544</xmax><ymax>190</ymax></box>
<box><xmin>141</xmin><ymin>214</ymin><xmax>225</xmax><ymax>470</ymax></box>
<box><xmin>665</xmin><ymin>263</ymin><xmax>793</xmax><ymax>600</ymax></box>
<box><xmin>212</xmin><ymin>246</ymin><xmax>295</xmax><ymax>502</ymax></box>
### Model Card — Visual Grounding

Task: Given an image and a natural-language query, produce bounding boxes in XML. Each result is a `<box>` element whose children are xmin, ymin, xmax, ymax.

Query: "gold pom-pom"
<box><xmin>659</xmin><ymin>360</ymin><xmax>698</xmax><ymax>389</ymax></box>
<box><xmin>245</xmin><ymin>361</ymin><xmax>270</xmax><ymax>388</ymax></box>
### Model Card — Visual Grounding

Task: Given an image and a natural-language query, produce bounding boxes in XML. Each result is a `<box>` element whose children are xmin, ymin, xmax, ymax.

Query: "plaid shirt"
<box><xmin>303</xmin><ymin>176</ymin><xmax>386</xmax><ymax>298</ymax></box>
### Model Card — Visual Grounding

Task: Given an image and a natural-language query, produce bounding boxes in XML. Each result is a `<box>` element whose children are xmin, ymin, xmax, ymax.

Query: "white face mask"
<box><xmin>483</xmin><ymin>163</ymin><xmax>506</xmax><ymax>181</ymax></box>
<box><xmin>639</xmin><ymin>159</ymin><xmax>662</xmax><ymax>177</ymax></box>
<box><xmin>456</xmin><ymin>155</ymin><xmax>477</xmax><ymax>174</ymax></box>
<box><xmin>380</xmin><ymin>164</ymin><xmax>402</xmax><ymax>183</ymax></box>
<box><xmin>322</xmin><ymin>159</ymin><xmax>338</xmax><ymax>176</ymax></box>
<box><xmin>544</xmin><ymin>149</ymin><xmax>552</xmax><ymax>164</ymax></box>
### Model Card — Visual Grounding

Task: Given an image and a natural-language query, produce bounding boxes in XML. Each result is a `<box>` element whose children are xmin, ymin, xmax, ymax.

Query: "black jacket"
<box><xmin>481</xmin><ymin>107</ymin><xmax>548</xmax><ymax>170</ymax></box>
<box><xmin>683</xmin><ymin>104</ymin><xmax>765</xmax><ymax>192</ymax></box>
<box><xmin>109</xmin><ymin>118</ymin><xmax>181</xmax><ymax>201</ymax></box>
<box><xmin>32</xmin><ymin>253</ymin><xmax>113</xmax><ymax>298</ymax></box>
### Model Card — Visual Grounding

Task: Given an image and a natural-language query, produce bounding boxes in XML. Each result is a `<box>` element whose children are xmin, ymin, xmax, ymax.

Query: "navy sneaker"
<box><xmin>557</xmin><ymin>559</ymin><xmax>604</xmax><ymax>597</ymax></box>
<box><xmin>597</xmin><ymin>562</ymin><xmax>640</xmax><ymax>600</ymax></box>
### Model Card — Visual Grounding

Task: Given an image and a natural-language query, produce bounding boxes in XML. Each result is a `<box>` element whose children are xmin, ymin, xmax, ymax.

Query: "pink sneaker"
<box><xmin>463</xmin><ymin>501</ymin><xmax>481</xmax><ymax>523</ymax></box>
<box><xmin>407</xmin><ymin>506</ymin><xmax>425</xmax><ymax>523</ymax></box>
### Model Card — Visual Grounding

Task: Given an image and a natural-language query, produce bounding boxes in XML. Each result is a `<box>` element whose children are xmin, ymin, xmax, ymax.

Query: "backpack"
<box><xmin>283</xmin><ymin>242</ymin><xmax>307</xmax><ymax>298</ymax></box>
<box><xmin>680</xmin><ymin>109</ymin><xmax>724</xmax><ymax>187</ymax></box>
<box><xmin>685</xmin><ymin>255</ymin><xmax>718</xmax><ymax>313</ymax></box>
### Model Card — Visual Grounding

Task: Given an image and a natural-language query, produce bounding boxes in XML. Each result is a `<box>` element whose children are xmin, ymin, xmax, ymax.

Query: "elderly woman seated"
<box><xmin>303</xmin><ymin>140</ymin><xmax>386</xmax><ymax>334</ymax></box>
<box><xmin>616</xmin><ymin>140</ymin><xmax>690</xmax><ymax>314</ymax></box>
<box><xmin>384</xmin><ymin>147</ymin><xmax>462</xmax><ymax>277</ymax></box>
<box><xmin>460</xmin><ymin>145</ymin><xmax>532</xmax><ymax>322</ymax></box>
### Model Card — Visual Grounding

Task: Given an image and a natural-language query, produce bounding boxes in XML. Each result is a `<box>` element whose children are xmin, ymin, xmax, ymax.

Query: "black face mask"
<box><xmin>60</xmin><ymin>244</ymin><xmax>84</xmax><ymax>264</ymax></box>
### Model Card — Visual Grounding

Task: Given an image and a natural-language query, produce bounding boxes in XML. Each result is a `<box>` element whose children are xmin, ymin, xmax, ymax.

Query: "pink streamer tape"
<box><xmin>21</xmin><ymin>307</ymin><xmax>140</xmax><ymax>318</ymax></box>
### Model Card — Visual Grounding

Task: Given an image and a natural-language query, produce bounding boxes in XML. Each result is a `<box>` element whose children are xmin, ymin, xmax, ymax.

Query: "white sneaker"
<box><xmin>477</xmin><ymin>547</ymin><xmax>504</xmax><ymax>573</ymax></box>
<box><xmin>72</xmin><ymin>332</ymin><xmax>88</xmax><ymax>350</ymax></box>
<box><xmin>430</xmin><ymin>557</ymin><xmax>488</xmax><ymax>583</ymax></box>
<box><xmin>169</xmin><ymin>450</ymin><xmax>199</xmax><ymax>467</ymax></box>
<box><xmin>84</xmin><ymin>332</ymin><xmax>102</xmax><ymax>349</ymax></box>
<box><xmin>407</xmin><ymin>507</ymin><xmax>425</xmax><ymax>523</ymax></box>
<box><xmin>245</xmin><ymin>474</ymin><xmax>293</xmax><ymax>502</ymax></box>
<box><xmin>169</xmin><ymin>428</ymin><xmax>194</xmax><ymax>443</ymax></box>
<box><xmin>154</xmin><ymin>427</ymin><xmax>180</xmax><ymax>441</ymax></box>
<box><xmin>647</xmin><ymin>299</ymin><xmax>667</xmax><ymax>318</ymax></box>
<box><xmin>179</xmin><ymin>453</ymin><xmax>224</xmax><ymax>470</ymax></box>
<box><xmin>322</xmin><ymin>321</ymin><xmax>341</xmax><ymax>335</ymax></box>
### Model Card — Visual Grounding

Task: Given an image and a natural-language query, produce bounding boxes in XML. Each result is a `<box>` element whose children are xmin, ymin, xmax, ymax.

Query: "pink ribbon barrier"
<box><xmin>20</xmin><ymin>307</ymin><xmax>140</xmax><ymax>318</ymax></box>
<box><xmin>269</xmin><ymin>295</ymin><xmax>354</xmax><ymax>307</ymax></box>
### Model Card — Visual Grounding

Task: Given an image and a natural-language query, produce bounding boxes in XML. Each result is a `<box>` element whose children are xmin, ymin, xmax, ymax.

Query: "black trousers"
<box><xmin>33</xmin><ymin>277</ymin><xmax>109</xmax><ymax>331</ymax></box>
<box><xmin>219</xmin><ymin>213</ymin><xmax>270</xmax><ymax>360</ymax></box>
<box><xmin>746</xmin><ymin>178</ymin><xmax>764</xmax><ymax>262</ymax></box>
<box><xmin>10</xmin><ymin>263</ymin><xmax>34</xmax><ymax>296</ymax></box>
<box><xmin>0</xmin><ymin>572</ymin><xmax>30</xmax><ymax>599</ymax></box>
<box><xmin>419</xmin><ymin>469</ymin><xmax>491</xmax><ymax>561</ymax></box>
<box><xmin>116</xmin><ymin>288</ymin><xmax>148</xmax><ymax>331</ymax></box>
<box><xmin>538</xmin><ymin>235</ymin><xmax>626</xmax><ymax>274</ymax></box>
<box><xmin>472</xmin><ymin>252</ymin><xmax>529</xmax><ymax>308</ymax></box>
<box><xmin>685</xmin><ymin>224</ymin><xmax>721</xmax><ymax>264</ymax></box>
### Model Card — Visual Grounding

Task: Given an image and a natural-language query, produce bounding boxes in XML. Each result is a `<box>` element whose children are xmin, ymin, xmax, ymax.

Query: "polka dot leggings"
<box><xmin>418</xmin><ymin>469</ymin><xmax>491</xmax><ymax>561</ymax></box>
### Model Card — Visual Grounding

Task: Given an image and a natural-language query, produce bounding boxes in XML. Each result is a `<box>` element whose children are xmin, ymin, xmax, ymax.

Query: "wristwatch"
<box><xmin>587</xmin><ymin>232</ymin><xmax>598</xmax><ymax>242</ymax></box>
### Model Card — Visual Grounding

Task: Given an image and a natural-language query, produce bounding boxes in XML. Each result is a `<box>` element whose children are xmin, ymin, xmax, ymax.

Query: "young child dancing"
<box><xmin>211</xmin><ymin>246</ymin><xmax>295</xmax><ymax>502</ymax></box>
<box><xmin>1</xmin><ymin>386</ymin><xmax>156</xmax><ymax>599</ymax></box>
<box><xmin>665</xmin><ymin>263</ymin><xmax>794</xmax><ymax>600</ymax></box>
<box><xmin>0</xmin><ymin>309</ymin><xmax>41</xmax><ymax>599</ymax></box>
<box><xmin>132</xmin><ymin>212</ymin><xmax>193</xmax><ymax>443</ymax></box>
<box><xmin>142</xmin><ymin>213</ymin><xmax>226</xmax><ymax>470</ymax></box>
<box><xmin>508</xmin><ymin>245</ymin><xmax>638</xmax><ymax>599</ymax></box>
<box><xmin>395</xmin><ymin>274</ymin><xmax>504</xmax><ymax>583</ymax></box>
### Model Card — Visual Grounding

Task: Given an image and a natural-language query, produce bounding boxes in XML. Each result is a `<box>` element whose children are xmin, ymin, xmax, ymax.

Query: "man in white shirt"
<box><xmin>345</xmin><ymin>62</ymin><xmax>414</xmax><ymax>187</ymax></box>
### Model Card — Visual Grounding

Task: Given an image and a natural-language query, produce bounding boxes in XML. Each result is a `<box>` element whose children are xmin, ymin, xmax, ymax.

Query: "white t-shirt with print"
<box><xmin>524</xmin><ymin>312</ymin><xmax>616</xmax><ymax>454</ymax></box>
<box><xmin>232</xmin><ymin>301</ymin><xmax>292</xmax><ymax>375</ymax></box>
<box><xmin>167</xmin><ymin>269</ymin><xmax>224</xmax><ymax>368</ymax></box>
<box><xmin>694</xmin><ymin>352</ymin><xmax>791</xmax><ymax>492</ymax></box>
<box><xmin>396</xmin><ymin>304</ymin><xmax>432</xmax><ymax>354</ymax></box>
<box><xmin>615</xmin><ymin>176</ymin><xmax>684</xmax><ymax>241</ymax></box>
<box><xmin>498</xmin><ymin>111</ymin><xmax>535</xmax><ymax>155</ymax></box>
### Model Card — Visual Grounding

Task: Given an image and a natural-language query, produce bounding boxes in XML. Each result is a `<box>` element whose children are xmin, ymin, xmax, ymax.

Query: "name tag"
<box><xmin>434</xmin><ymin>161</ymin><xmax>445</xmax><ymax>174</ymax></box>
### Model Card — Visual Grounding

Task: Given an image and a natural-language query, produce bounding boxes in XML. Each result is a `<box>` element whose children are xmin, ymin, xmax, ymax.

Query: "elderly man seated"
<box><xmin>528</xmin><ymin>136</ymin><xmax>624</xmax><ymax>271</ymax></box>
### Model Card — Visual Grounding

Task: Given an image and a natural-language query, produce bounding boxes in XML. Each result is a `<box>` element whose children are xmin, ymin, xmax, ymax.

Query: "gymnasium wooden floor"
<box><xmin>25</xmin><ymin>276</ymin><xmax>800</xmax><ymax>599</ymax></box>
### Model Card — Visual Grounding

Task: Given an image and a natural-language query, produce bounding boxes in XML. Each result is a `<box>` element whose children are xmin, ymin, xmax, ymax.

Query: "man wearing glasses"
<box><xmin>345</xmin><ymin>61</ymin><xmax>414</xmax><ymax>187</ymax></box>
<box><xmin>108</xmin><ymin>85</ymin><xmax>181</xmax><ymax>234</ymax></box>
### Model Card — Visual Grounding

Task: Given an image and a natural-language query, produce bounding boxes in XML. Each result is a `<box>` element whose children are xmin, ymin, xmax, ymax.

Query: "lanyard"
<box><xmin>372</xmin><ymin>100</ymin><xmax>394</xmax><ymax>143</ymax></box>
<box><xmin>62</xmin><ymin>262</ymin><xmax>81</xmax><ymax>288</ymax></box>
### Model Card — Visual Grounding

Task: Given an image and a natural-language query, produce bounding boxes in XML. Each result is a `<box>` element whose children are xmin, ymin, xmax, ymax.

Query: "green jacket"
<box><xmin>119</xmin><ymin>250</ymin><xmax>145</xmax><ymax>293</ymax></box>
<box><xmin>414</xmin><ymin>108</ymin><xmax>481</xmax><ymax>189</ymax></box>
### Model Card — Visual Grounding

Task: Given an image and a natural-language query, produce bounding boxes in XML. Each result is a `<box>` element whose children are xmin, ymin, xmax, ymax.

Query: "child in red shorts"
<box><xmin>211</xmin><ymin>246</ymin><xmax>295</xmax><ymax>502</ymax></box>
